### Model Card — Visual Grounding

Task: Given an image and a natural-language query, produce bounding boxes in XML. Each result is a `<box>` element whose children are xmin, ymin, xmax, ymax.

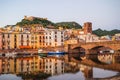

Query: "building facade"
<box><xmin>0</xmin><ymin>32</ymin><xmax>2</xmax><ymax>49</ymax></box>
<box><xmin>2</xmin><ymin>32</ymin><xmax>19</xmax><ymax>49</ymax></box>
<box><xmin>45</xmin><ymin>29</ymin><xmax>65</xmax><ymax>47</ymax></box>
<box><xmin>44</xmin><ymin>57</ymin><xmax>64</xmax><ymax>75</ymax></box>
<box><xmin>19</xmin><ymin>32</ymin><xmax>31</xmax><ymax>49</ymax></box>
<box><xmin>84</xmin><ymin>22</ymin><xmax>92</xmax><ymax>35</ymax></box>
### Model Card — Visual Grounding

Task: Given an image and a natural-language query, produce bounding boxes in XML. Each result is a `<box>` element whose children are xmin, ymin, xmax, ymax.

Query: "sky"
<box><xmin>0</xmin><ymin>0</ymin><xmax>120</xmax><ymax>30</ymax></box>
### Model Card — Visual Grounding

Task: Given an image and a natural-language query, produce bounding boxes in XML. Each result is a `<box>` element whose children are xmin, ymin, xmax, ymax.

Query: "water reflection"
<box><xmin>0</xmin><ymin>53</ymin><xmax>120</xmax><ymax>80</ymax></box>
<box><xmin>48</xmin><ymin>64</ymin><xmax>119</xmax><ymax>80</ymax></box>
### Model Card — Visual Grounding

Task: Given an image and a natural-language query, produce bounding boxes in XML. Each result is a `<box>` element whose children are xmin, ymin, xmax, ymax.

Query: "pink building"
<box><xmin>0</xmin><ymin>32</ymin><xmax>2</xmax><ymax>49</ymax></box>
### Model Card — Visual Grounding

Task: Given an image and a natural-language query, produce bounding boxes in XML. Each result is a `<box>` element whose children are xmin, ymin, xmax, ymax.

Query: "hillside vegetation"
<box><xmin>56</xmin><ymin>22</ymin><xmax>82</xmax><ymax>29</ymax></box>
<box><xmin>16</xmin><ymin>18</ymin><xmax>55</xmax><ymax>27</ymax></box>
<box><xmin>16</xmin><ymin>17</ymin><xmax>82</xmax><ymax>29</ymax></box>
<box><xmin>93</xmin><ymin>28</ymin><xmax>120</xmax><ymax>36</ymax></box>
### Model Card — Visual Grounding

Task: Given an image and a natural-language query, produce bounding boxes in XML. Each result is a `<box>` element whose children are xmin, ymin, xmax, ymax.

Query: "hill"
<box><xmin>16</xmin><ymin>16</ymin><xmax>82</xmax><ymax>29</ymax></box>
<box><xmin>16</xmin><ymin>16</ymin><xmax>55</xmax><ymax>27</ymax></box>
<box><xmin>56</xmin><ymin>22</ymin><xmax>82</xmax><ymax>29</ymax></box>
<box><xmin>93</xmin><ymin>28</ymin><xmax>120</xmax><ymax>36</ymax></box>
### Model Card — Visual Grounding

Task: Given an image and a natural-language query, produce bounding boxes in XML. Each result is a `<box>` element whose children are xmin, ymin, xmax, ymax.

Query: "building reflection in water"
<box><xmin>0</xmin><ymin>52</ymin><xmax>65</xmax><ymax>76</ymax></box>
<box><xmin>0</xmin><ymin>52</ymin><xmax>39</xmax><ymax>74</ymax></box>
<box><xmin>0</xmin><ymin>52</ymin><xmax>120</xmax><ymax>79</ymax></box>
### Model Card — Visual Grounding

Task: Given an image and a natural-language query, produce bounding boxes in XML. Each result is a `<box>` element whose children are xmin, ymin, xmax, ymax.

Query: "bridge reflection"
<box><xmin>63</xmin><ymin>57</ymin><xmax>120</xmax><ymax>80</ymax></box>
<box><xmin>67</xmin><ymin>58</ymin><xmax>120</xmax><ymax>80</ymax></box>
<box><xmin>68</xmin><ymin>43</ymin><xmax>120</xmax><ymax>64</ymax></box>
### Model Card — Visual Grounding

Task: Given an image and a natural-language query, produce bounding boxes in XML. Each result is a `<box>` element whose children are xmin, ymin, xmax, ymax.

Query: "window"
<box><xmin>40</xmin><ymin>40</ymin><xmax>41</xmax><ymax>42</ymax></box>
<box><xmin>15</xmin><ymin>34</ymin><xmax>16</xmax><ymax>37</ymax></box>
<box><xmin>2</xmin><ymin>34</ymin><xmax>4</xmax><ymax>38</ymax></box>
<box><xmin>46</xmin><ymin>36</ymin><xmax>48</xmax><ymax>39</ymax></box>
<box><xmin>61</xmin><ymin>39</ymin><xmax>63</xmax><ymax>42</ymax></box>
<box><xmin>21</xmin><ymin>35</ymin><xmax>23</xmax><ymax>38</ymax></box>
<box><xmin>55</xmin><ymin>39</ymin><xmax>57</xmax><ymax>42</ymax></box>
<box><xmin>55</xmin><ymin>35</ymin><xmax>57</xmax><ymax>38</ymax></box>
<box><xmin>14</xmin><ymin>43</ymin><xmax>16</xmax><ymax>48</ymax></box>
<box><xmin>8</xmin><ymin>34</ymin><xmax>10</xmax><ymax>38</ymax></box>
<box><xmin>39</xmin><ymin>36</ymin><xmax>41</xmax><ymax>39</ymax></box>
<box><xmin>49</xmin><ymin>36</ymin><xmax>51</xmax><ymax>39</ymax></box>
<box><xmin>55</xmin><ymin>31</ymin><xmax>57</xmax><ymax>34</ymax></box>
<box><xmin>27</xmin><ymin>35</ymin><xmax>29</xmax><ymax>38</ymax></box>
<box><xmin>43</xmin><ymin>36</ymin><xmax>45</xmax><ymax>39</ymax></box>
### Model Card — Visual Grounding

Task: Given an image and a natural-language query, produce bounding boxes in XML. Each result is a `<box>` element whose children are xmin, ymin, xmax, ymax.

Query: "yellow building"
<box><xmin>31</xmin><ymin>31</ymin><xmax>46</xmax><ymax>49</ymax></box>
<box><xmin>0</xmin><ymin>53</ymin><xmax>40</xmax><ymax>74</ymax></box>
<box><xmin>0</xmin><ymin>58</ymin><xmax>15</xmax><ymax>73</ymax></box>
<box><xmin>15</xmin><ymin>56</ymin><xmax>39</xmax><ymax>73</ymax></box>
<box><xmin>31</xmin><ymin>32</ymin><xmax>38</xmax><ymax>49</ymax></box>
<box><xmin>2</xmin><ymin>32</ymin><xmax>19</xmax><ymax>49</ymax></box>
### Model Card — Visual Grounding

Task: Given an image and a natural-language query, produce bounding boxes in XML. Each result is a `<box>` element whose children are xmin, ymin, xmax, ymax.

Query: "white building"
<box><xmin>114</xmin><ymin>33</ymin><xmax>120</xmax><ymax>40</ymax></box>
<box><xmin>19</xmin><ymin>32</ymin><xmax>31</xmax><ymax>49</ymax></box>
<box><xmin>44</xmin><ymin>57</ymin><xmax>64</xmax><ymax>75</ymax></box>
<box><xmin>45</xmin><ymin>29</ymin><xmax>65</xmax><ymax>47</ymax></box>
<box><xmin>78</xmin><ymin>33</ymin><xmax>99</xmax><ymax>42</ymax></box>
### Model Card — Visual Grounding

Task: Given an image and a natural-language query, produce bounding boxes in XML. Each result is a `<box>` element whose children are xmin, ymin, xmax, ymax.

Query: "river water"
<box><xmin>0</xmin><ymin>53</ymin><xmax>120</xmax><ymax>80</ymax></box>
<box><xmin>0</xmin><ymin>66</ymin><xmax>119</xmax><ymax>80</ymax></box>
<box><xmin>48</xmin><ymin>67</ymin><xmax>119</xmax><ymax>80</ymax></box>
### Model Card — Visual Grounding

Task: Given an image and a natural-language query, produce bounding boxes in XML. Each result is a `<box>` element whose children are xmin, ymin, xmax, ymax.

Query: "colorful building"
<box><xmin>45</xmin><ymin>29</ymin><xmax>65</xmax><ymax>47</ymax></box>
<box><xmin>19</xmin><ymin>32</ymin><xmax>31</xmax><ymax>49</ymax></box>
<box><xmin>2</xmin><ymin>32</ymin><xmax>19</xmax><ymax>49</ymax></box>
<box><xmin>0</xmin><ymin>53</ymin><xmax>40</xmax><ymax>74</ymax></box>
<box><xmin>0</xmin><ymin>32</ymin><xmax>2</xmax><ymax>49</ymax></box>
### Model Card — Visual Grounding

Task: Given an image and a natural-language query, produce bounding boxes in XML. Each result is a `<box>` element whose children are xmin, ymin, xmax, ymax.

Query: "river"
<box><xmin>0</xmin><ymin>65</ymin><xmax>120</xmax><ymax>80</ymax></box>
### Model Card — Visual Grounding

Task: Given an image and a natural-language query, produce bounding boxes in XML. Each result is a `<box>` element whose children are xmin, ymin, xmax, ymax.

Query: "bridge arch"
<box><xmin>89</xmin><ymin>45</ymin><xmax>117</xmax><ymax>51</ymax></box>
<box><xmin>69</xmin><ymin>47</ymin><xmax>86</xmax><ymax>59</ymax></box>
<box><xmin>90</xmin><ymin>46</ymin><xmax>113</xmax><ymax>54</ymax></box>
<box><xmin>68</xmin><ymin>41</ymin><xmax>120</xmax><ymax>62</ymax></box>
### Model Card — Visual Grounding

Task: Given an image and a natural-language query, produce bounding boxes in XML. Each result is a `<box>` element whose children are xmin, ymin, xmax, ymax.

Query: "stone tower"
<box><xmin>84</xmin><ymin>22</ymin><xmax>92</xmax><ymax>34</ymax></box>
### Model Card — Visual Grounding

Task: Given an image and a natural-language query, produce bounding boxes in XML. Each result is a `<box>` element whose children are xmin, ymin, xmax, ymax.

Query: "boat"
<box><xmin>48</xmin><ymin>51</ymin><xmax>65</xmax><ymax>57</ymax></box>
<box><xmin>38</xmin><ymin>49</ymin><xmax>47</xmax><ymax>57</ymax></box>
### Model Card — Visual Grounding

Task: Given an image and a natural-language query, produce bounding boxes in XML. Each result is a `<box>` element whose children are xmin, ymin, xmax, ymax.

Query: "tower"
<box><xmin>84</xmin><ymin>22</ymin><xmax>92</xmax><ymax>34</ymax></box>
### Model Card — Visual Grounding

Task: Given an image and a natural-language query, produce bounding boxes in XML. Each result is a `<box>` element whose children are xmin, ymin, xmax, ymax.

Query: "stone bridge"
<box><xmin>68</xmin><ymin>40</ymin><xmax>120</xmax><ymax>54</ymax></box>
<box><xmin>67</xmin><ymin>40</ymin><xmax>120</xmax><ymax>61</ymax></box>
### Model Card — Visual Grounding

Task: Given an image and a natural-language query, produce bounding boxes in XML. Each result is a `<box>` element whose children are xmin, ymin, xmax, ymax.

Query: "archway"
<box><xmin>69</xmin><ymin>47</ymin><xmax>85</xmax><ymax>60</ymax></box>
<box><xmin>88</xmin><ymin>46</ymin><xmax>113</xmax><ymax>63</ymax></box>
